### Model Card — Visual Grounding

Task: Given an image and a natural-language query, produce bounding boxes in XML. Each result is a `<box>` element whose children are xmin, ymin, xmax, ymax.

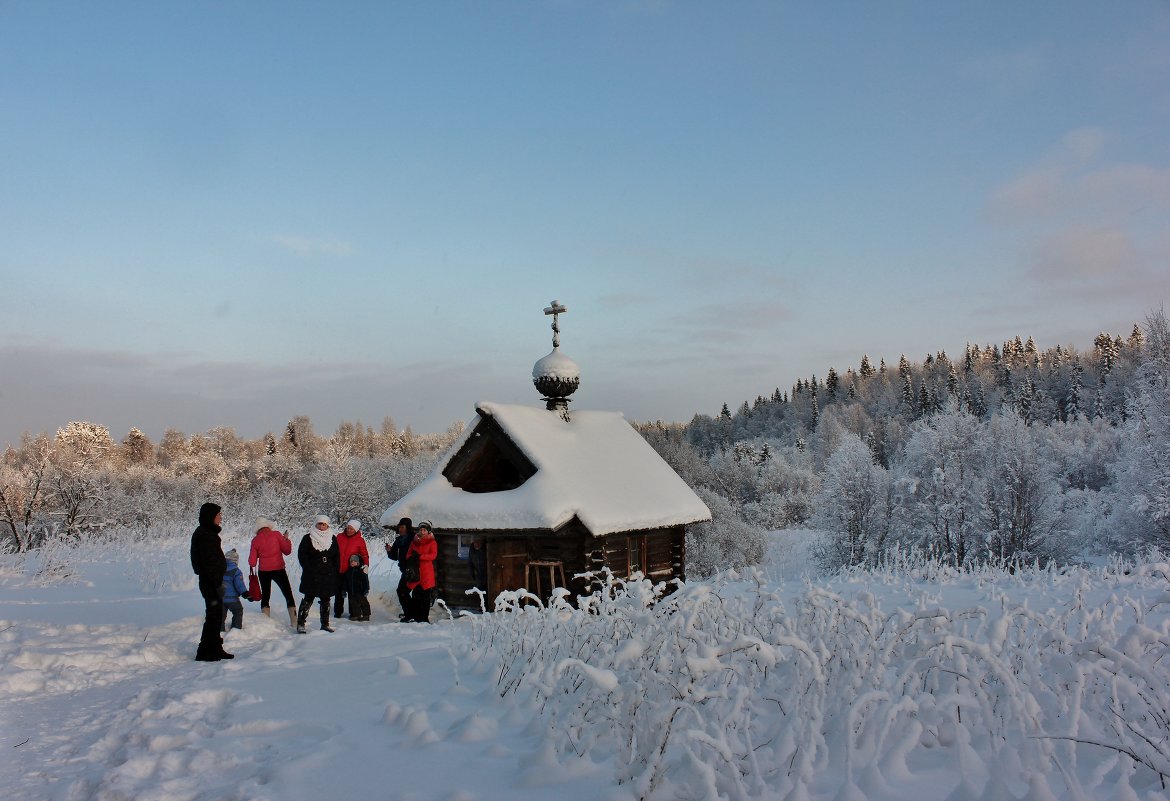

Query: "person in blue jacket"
<box><xmin>222</xmin><ymin>548</ymin><xmax>250</xmax><ymax>632</ymax></box>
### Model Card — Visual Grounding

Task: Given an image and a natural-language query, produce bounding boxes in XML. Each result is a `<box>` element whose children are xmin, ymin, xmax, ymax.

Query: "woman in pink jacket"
<box><xmin>248</xmin><ymin>516</ymin><xmax>297</xmax><ymax>627</ymax></box>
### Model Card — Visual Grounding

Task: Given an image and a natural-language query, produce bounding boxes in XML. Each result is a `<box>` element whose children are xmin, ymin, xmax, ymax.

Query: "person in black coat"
<box><xmin>468</xmin><ymin>538</ymin><xmax>487</xmax><ymax>590</ymax></box>
<box><xmin>190</xmin><ymin>501</ymin><xmax>233</xmax><ymax>661</ymax></box>
<box><xmin>296</xmin><ymin>517</ymin><xmax>340</xmax><ymax>633</ymax></box>
<box><xmin>385</xmin><ymin>517</ymin><xmax>414</xmax><ymax>621</ymax></box>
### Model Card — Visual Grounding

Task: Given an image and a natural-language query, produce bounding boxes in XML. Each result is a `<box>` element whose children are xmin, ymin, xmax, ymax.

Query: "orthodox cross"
<box><xmin>544</xmin><ymin>299</ymin><xmax>568</xmax><ymax>348</ymax></box>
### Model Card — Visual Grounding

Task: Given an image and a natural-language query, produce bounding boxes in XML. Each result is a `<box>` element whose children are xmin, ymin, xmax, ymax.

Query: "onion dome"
<box><xmin>533</xmin><ymin>347</ymin><xmax>581</xmax><ymax>410</ymax></box>
<box><xmin>533</xmin><ymin>300</ymin><xmax>579</xmax><ymax>416</ymax></box>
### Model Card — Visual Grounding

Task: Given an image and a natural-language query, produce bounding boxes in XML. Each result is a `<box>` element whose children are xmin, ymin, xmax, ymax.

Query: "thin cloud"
<box><xmin>1023</xmin><ymin>225</ymin><xmax>1169</xmax><ymax>302</ymax></box>
<box><xmin>960</xmin><ymin>44</ymin><xmax>1050</xmax><ymax>96</ymax></box>
<box><xmin>664</xmin><ymin>299</ymin><xmax>794</xmax><ymax>346</ymax></box>
<box><xmin>985</xmin><ymin>129</ymin><xmax>1170</xmax><ymax>303</ymax></box>
<box><xmin>597</xmin><ymin>292</ymin><xmax>653</xmax><ymax>309</ymax></box>
<box><xmin>267</xmin><ymin>235</ymin><xmax>355</xmax><ymax>259</ymax></box>
<box><xmin>986</xmin><ymin>128</ymin><xmax>1170</xmax><ymax>224</ymax></box>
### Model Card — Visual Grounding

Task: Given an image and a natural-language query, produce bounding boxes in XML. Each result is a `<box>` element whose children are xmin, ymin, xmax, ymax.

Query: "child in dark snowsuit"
<box><xmin>345</xmin><ymin>553</ymin><xmax>371</xmax><ymax>621</ymax></box>
<box><xmin>222</xmin><ymin>548</ymin><xmax>250</xmax><ymax>631</ymax></box>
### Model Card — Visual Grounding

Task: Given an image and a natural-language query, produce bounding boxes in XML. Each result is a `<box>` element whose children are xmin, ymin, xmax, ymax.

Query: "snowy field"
<box><xmin>1</xmin><ymin>530</ymin><xmax>1169</xmax><ymax>801</ymax></box>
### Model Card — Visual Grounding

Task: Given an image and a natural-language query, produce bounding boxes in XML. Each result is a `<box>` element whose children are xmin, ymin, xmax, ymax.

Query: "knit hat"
<box><xmin>418</xmin><ymin>520</ymin><xmax>433</xmax><ymax>532</ymax></box>
<box><xmin>225</xmin><ymin>548</ymin><xmax>239</xmax><ymax>563</ymax></box>
<box><xmin>349</xmin><ymin>554</ymin><xmax>362</xmax><ymax>567</ymax></box>
<box><xmin>256</xmin><ymin>516</ymin><xmax>275</xmax><ymax>532</ymax></box>
<box><xmin>314</xmin><ymin>514</ymin><xmax>331</xmax><ymax>526</ymax></box>
<box><xmin>346</xmin><ymin>519</ymin><xmax>362</xmax><ymax>532</ymax></box>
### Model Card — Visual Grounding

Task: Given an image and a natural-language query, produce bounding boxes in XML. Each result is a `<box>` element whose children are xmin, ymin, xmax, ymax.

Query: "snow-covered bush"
<box><xmin>685</xmin><ymin>486</ymin><xmax>767</xmax><ymax>577</ymax></box>
<box><xmin>465</xmin><ymin>558</ymin><xmax>1170</xmax><ymax>800</ymax></box>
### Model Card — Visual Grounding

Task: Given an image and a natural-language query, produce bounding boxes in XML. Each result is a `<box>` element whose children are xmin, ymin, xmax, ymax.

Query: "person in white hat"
<box><xmin>247</xmin><ymin>515</ymin><xmax>297</xmax><ymax>627</ymax></box>
<box><xmin>296</xmin><ymin>515</ymin><xmax>340</xmax><ymax>633</ymax></box>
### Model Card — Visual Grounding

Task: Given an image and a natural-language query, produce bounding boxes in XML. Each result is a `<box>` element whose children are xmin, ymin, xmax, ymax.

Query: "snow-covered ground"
<box><xmin>1</xmin><ymin>530</ymin><xmax>1168</xmax><ymax>801</ymax></box>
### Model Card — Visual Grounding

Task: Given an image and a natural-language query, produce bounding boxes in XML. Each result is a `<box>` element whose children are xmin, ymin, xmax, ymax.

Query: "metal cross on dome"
<box><xmin>544</xmin><ymin>299</ymin><xmax>568</xmax><ymax>348</ymax></box>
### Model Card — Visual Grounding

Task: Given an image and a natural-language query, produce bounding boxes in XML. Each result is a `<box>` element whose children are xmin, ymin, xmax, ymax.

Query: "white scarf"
<box><xmin>309</xmin><ymin>527</ymin><xmax>334</xmax><ymax>551</ymax></box>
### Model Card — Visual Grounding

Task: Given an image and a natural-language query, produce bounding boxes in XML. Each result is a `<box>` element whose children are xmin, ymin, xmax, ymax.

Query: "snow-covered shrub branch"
<box><xmin>463</xmin><ymin>561</ymin><xmax>1170</xmax><ymax>800</ymax></box>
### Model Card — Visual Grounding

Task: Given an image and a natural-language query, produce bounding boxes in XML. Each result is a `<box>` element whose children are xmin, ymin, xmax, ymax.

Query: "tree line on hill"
<box><xmin>644</xmin><ymin>310</ymin><xmax>1169</xmax><ymax>575</ymax></box>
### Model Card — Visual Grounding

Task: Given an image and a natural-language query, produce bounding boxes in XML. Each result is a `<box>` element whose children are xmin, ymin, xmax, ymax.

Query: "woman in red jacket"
<box><xmin>248</xmin><ymin>516</ymin><xmax>298</xmax><ymax>627</ymax></box>
<box><xmin>335</xmin><ymin>519</ymin><xmax>371</xmax><ymax>620</ymax></box>
<box><xmin>403</xmin><ymin>520</ymin><xmax>438</xmax><ymax>623</ymax></box>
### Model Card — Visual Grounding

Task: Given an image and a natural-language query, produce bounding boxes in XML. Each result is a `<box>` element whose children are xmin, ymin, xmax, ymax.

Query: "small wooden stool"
<box><xmin>525</xmin><ymin>560</ymin><xmax>567</xmax><ymax>600</ymax></box>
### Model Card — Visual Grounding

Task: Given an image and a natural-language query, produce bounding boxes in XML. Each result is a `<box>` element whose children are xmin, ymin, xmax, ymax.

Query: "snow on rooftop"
<box><xmin>380</xmin><ymin>401</ymin><xmax>711</xmax><ymax>536</ymax></box>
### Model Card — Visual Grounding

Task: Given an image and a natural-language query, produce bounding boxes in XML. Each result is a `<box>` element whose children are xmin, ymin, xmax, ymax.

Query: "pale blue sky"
<box><xmin>2</xmin><ymin>1</ymin><xmax>1168</xmax><ymax>447</ymax></box>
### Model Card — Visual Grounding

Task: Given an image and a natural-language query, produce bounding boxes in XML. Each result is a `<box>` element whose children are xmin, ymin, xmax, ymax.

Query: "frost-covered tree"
<box><xmin>120</xmin><ymin>428</ymin><xmax>154</xmax><ymax>467</ymax></box>
<box><xmin>982</xmin><ymin>410</ymin><xmax>1063</xmax><ymax>563</ymax></box>
<box><xmin>51</xmin><ymin>422</ymin><xmax>115</xmax><ymax>535</ymax></box>
<box><xmin>0</xmin><ymin>435</ymin><xmax>54</xmax><ymax>551</ymax></box>
<box><xmin>825</xmin><ymin>368</ymin><xmax>839</xmax><ymax>399</ymax></box>
<box><xmin>283</xmin><ymin>415</ymin><xmax>318</xmax><ymax>462</ymax></box>
<box><xmin>310</xmin><ymin>439</ymin><xmax>385</xmax><ymax>524</ymax></box>
<box><xmin>156</xmin><ymin>428</ymin><xmax>187</xmax><ymax>469</ymax></box>
<box><xmin>685</xmin><ymin>486</ymin><xmax>767</xmax><ymax>577</ymax></box>
<box><xmin>811</xmin><ymin>435</ymin><xmax>891</xmax><ymax>568</ymax></box>
<box><xmin>1112</xmin><ymin>310</ymin><xmax>1170</xmax><ymax>547</ymax></box>
<box><xmin>893</xmin><ymin>403</ymin><xmax>985</xmax><ymax>565</ymax></box>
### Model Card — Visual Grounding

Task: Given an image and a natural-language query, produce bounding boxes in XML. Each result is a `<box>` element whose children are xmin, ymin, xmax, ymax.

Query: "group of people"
<box><xmin>189</xmin><ymin>503</ymin><xmax>438</xmax><ymax>662</ymax></box>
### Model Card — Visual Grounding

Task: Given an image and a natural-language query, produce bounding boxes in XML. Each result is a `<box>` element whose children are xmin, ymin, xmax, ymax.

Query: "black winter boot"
<box><xmin>195</xmin><ymin>645</ymin><xmax>221</xmax><ymax>662</ymax></box>
<box><xmin>296</xmin><ymin>598</ymin><xmax>312</xmax><ymax>634</ymax></box>
<box><xmin>321</xmin><ymin>607</ymin><xmax>335</xmax><ymax>632</ymax></box>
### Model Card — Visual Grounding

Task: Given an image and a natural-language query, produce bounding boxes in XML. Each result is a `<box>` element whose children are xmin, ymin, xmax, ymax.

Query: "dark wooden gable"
<box><xmin>441</xmin><ymin>413</ymin><xmax>537</xmax><ymax>493</ymax></box>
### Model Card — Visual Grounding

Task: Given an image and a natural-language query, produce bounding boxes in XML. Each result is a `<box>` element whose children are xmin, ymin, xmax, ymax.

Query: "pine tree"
<box><xmin>973</xmin><ymin>384</ymin><xmax>988</xmax><ymax>418</ymax></box>
<box><xmin>1065</xmin><ymin>364</ymin><xmax>1083</xmax><ymax>420</ymax></box>
<box><xmin>121</xmin><ymin>428</ymin><xmax>153</xmax><ymax>465</ymax></box>
<box><xmin>1017</xmin><ymin>377</ymin><xmax>1036</xmax><ymax>424</ymax></box>
<box><xmin>859</xmin><ymin>354</ymin><xmax>875</xmax><ymax>378</ymax></box>
<box><xmin>1095</xmin><ymin>332</ymin><xmax>1120</xmax><ymax>375</ymax></box>
<box><xmin>825</xmin><ymin>368</ymin><xmax>839</xmax><ymax>398</ymax></box>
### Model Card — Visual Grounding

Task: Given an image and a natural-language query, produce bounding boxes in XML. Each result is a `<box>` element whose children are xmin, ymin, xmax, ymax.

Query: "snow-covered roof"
<box><xmin>380</xmin><ymin>402</ymin><xmax>711</xmax><ymax>537</ymax></box>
